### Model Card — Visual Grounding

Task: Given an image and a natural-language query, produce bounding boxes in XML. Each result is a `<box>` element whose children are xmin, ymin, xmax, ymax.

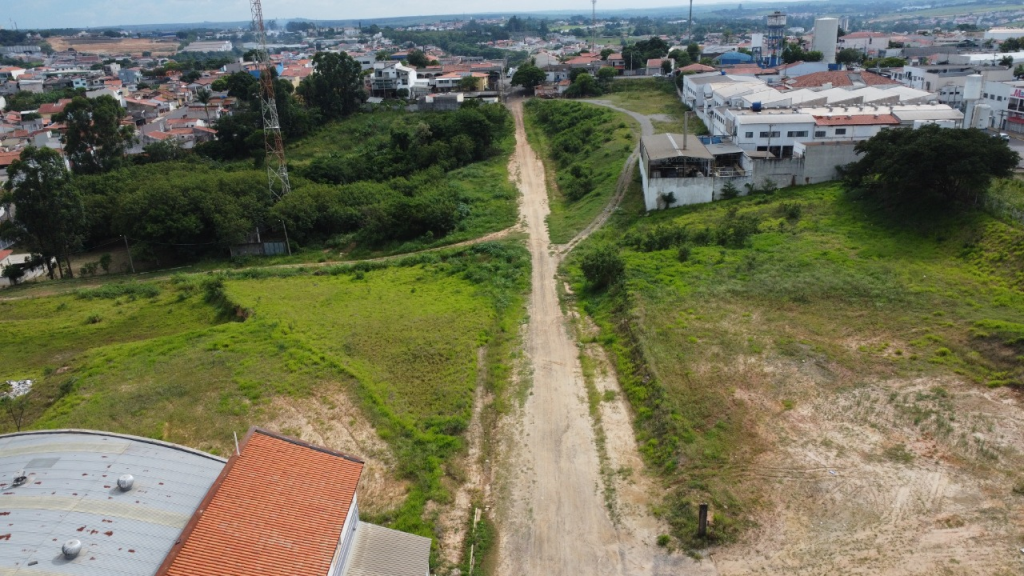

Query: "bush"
<box><xmin>580</xmin><ymin>243</ymin><xmax>625</xmax><ymax>289</ymax></box>
<box><xmin>720</xmin><ymin>181</ymin><xmax>740</xmax><ymax>200</ymax></box>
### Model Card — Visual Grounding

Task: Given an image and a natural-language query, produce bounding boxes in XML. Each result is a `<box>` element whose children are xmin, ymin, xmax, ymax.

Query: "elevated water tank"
<box><xmin>813</xmin><ymin>17</ymin><xmax>839</xmax><ymax>65</ymax></box>
<box><xmin>963</xmin><ymin>74</ymin><xmax>983</xmax><ymax>101</ymax></box>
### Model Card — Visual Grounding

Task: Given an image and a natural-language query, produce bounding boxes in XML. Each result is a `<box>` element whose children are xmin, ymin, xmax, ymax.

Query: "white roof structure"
<box><xmin>344</xmin><ymin>522</ymin><xmax>432</xmax><ymax>576</ymax></box>
<box><xmin>0</xmin><ymin>430</ymin><xmax>226</xmax><ymax>576</ymax></box>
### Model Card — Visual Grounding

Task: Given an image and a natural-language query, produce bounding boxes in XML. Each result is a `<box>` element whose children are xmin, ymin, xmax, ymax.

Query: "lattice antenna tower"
<box><xmin>250</xmin><ymin>0</ymin><xmax>291</xmax><ymax>199</ymax></box>
<box><xmin>591</xmin><ymin>0</ymin><xmax>597</xmax><ymax>53</ymax></box>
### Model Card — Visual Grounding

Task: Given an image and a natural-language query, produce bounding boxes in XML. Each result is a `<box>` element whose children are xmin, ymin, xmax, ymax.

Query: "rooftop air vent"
<box><xmin>12</xmin><ymin>471</ymin><xmax>27</xmax><ymax>487</ymax></box>
<box><xmin>62</xmin><ymin>539</ymin><xmax>82</xmax><ymax>560</ymax></box>
<box><xmin>117</xmin><ymin>474</ymin><xmax>134</xmax><ymax>492</ymax></box>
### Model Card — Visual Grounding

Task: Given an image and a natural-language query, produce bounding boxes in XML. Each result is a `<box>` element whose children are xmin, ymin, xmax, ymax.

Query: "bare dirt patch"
<box><xmin>265</xmin><ymin>387</ymin><xmax>407</xmax><ymax>517</ymax></box>
<box><xmin>48</xmin><ymin>36</ymin><xmax>179</xmax><ymax>56</ymax></box>
<box><xmin>709</xmin><ymin>358</ymin><xmax>1024</xmax><ymax>575</ymax></box>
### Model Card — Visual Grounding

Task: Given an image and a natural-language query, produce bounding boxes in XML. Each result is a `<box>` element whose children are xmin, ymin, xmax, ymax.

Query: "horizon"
<box><xmin>7</xmin><ymin>0</ymin><xmax>787</xmax><ymax>31</ymax></box>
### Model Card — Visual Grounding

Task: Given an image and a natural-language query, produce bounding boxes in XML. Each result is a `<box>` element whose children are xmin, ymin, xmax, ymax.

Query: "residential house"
<box><xmin>836</xmin><ymin>31</ymin><xmax>893</xmax><ymax>57</ymax></box>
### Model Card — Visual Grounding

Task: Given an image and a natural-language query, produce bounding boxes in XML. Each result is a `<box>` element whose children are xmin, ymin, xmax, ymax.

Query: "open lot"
<box><xmin>46</xmin><ymin>36</ymin><xmax>180</xmax><ymax>56</ymax></box>
<box><xmin>569</xmin><ymin>181</ymin><xmax>1024</xmax><ymax>573</ymax></box>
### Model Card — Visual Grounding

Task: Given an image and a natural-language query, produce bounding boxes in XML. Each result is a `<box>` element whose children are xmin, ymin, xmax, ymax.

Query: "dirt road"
<box><xmin>495</xmin><ymin>99</ymin><xmax>713</xmax><ymax>575</ymax></box>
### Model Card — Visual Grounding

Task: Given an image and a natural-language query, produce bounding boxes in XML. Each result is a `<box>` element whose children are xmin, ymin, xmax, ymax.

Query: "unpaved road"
<box><xmin>495</xmin><ymin>99</ymin><xmax>712</xmax><ymax>575</ymax></box>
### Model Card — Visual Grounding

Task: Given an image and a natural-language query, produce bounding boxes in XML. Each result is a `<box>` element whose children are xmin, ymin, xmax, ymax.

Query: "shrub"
<box><xmin>720</xmin><ymin>181</ymin><xmax>740</xmax><ymax>200</ymax></box>
<box><xmin>579</xmin><ymin>243</ymin><xmax>625</xmax><ymax>289</ymax></box>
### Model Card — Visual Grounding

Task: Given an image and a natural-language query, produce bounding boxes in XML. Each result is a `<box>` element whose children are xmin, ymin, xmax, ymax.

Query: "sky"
<box><xmin>7</xmin><ymin>0</ymin><xmax>742</xmax><ymax>30</ymax></box>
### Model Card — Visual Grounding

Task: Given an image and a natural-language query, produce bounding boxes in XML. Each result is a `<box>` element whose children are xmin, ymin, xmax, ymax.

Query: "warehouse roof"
<box><xmin>642</xmin><ymin>133</ymin><xmax>713</xmax><ymax>160</ymax></box>
<box><xmin>158</xmin><ymin>428</ymin><xmax>364</xmax><ymax>576</ymax></box>
<box><xmin>0</xmin><ymin>430</ymin><xmax>226</xmax><ymax>576</ymax></box>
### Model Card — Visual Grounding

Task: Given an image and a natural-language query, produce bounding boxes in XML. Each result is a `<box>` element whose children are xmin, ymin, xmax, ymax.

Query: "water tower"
<box><xmin>963</xmin><ymin>74</ymin><xmax>983</xmax><ymax>128</ymax></box>
<box><xmin>813</xmin><ymin>17</ymin><xmax>839</xmax><ymax>65</ymax></box>
<box><xmin>765</xmin><ymin>11</ymin><xmax>787</xmax><ymax>67</ymax></box>
<box><xmin>751</xmin><ymin>33</ymin><xmax>764</xmax><ymax>65</ymax></box>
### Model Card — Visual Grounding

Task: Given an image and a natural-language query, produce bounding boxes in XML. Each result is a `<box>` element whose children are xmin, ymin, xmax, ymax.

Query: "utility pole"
<box><xmin>592</xmin><ymin>0</ymin><xmax>598</xmax><ymax>54</ymax></box>
<box><xmin>123</xmin><ymin>235</ymin><xmax>135</xmax><ymax>274</ymax></box>
<box><xmin>281</xmin><ymin>220</ymin><xmax>292</xmax><ymax>256</ymax></box>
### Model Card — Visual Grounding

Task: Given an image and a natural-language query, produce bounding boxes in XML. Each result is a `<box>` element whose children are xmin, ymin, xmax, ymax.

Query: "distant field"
<box><xmin>871</xmin><ymin>2</ymin><xmax>1015</xmax><ymax>21</ymax></box>
<box><xmin>47</xmin><ymin>36</ymin><xmax>179</xmax><ymax>56</ymax></box>
<box><xmin>0</xmin><ymin>241</ymin><xmax>530</xmax><ymax>549</ymax></box>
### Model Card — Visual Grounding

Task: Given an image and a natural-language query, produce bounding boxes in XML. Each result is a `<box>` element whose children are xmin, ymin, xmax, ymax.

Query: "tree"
<box><xmin>297</xmin><ymin>52</ymin><xmax>367</xmax><ymax>121</ymax></box>
<box><xmin>668</xmin><ymin>48</ymin><xmax>692</xmax><ymax>67</ymax></box>
<box><xmin>375</xmin><ymin>50</ymin><xmax>389</xmax><ymax>62</ymax></box>
<box><xmin>687</xmin><ymin>43</ymin><xmax>701</xmax><ymax>63</ymax></box>
<box><xmin>1001</xmin><ymin>37</ymin><xmax>1023</xmax><ymax>52</ymax></box>
<box><xmin>661</xmin><ymin>60</ymin><xmax>673</xmax><ymax>74</ymax></box>
<box><xmin>458</xmin><ymin>76</ymin><xmax>479</xmax><ymax>91</ymax></box>
<box><xmin>836</xmin><ymin>48</ymin><xmax>863</xmax><ymax>65</ymax></box>
<box><xmin>843</xmin><ymin>125</ymin><xmax>1020</xmax><ymax>209</ymax></box>
<box><xmin>57</xmin><ymin>96</ymin><xmax>135</xmax><ymax>175</ymax></box>
<box><xmin>597</xmin><ymin>67</ymin><xmax>618</xmax><ymax>83</ymax></box>
<box><xmin>511</xmin><ymin>64</ymin><xmax>546</xmax><ymax>92</ymax></box>
<box><xmin>600</xmin><ymin>48</ymin><xmax>614</xmax><ymax>60</ymax></box>
<box><xmin>2</xmin><ymin>147</ymin><xmax>85</xmax><ymax>279</ymax></box>
<box><xmin>1</xmin><ymin>393</ymin><xmax>29</xmax><ymax>432</ymax></box>
<box><xmin>1015</xmin><ymin>63</ymin><xmax>1024</xmax><ymax>79</ymax></box>
<box><xmin>195</xmin><ymin>88</ymin><xmax>213</xmax><ymax>121</ymax></box>
<box><xmin>999</xmin><ymin>55</ymin><xmax>1014</xmax><ymax>68</ymax></box>
<box><xmin>565</xmin><ymin>73</ymin><xmax>602</xmax><ymax>97</ymax></box>
<box><xmin>407</xmin><ymin>49</ymin><xmax>430</xmax><ymax>68</ymax></box>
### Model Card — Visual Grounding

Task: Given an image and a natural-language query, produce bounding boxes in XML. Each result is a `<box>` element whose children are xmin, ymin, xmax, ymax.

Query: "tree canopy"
<box><xmin>56</xmin><ymin>96</ymin><xmax>135</xmax><ymax>175</ymax></box>
<box><xmin>511</xmin><ymin>64</ymin><xmax>546</xmax><ymax>91</ymax></box>
<box><xmin>1</xmin><ymin>147</ymin><xmax>84</xmax><ymax>278</ymax></box>
<box><xmin>296</xmin><ymin>52</ymin><xmax>367</xmax><ymax>121</ymax></box>
<box><xmin>843</xmin><ymin>125</ymin><xmax>1020</xmax><ymax>209</ymax></box>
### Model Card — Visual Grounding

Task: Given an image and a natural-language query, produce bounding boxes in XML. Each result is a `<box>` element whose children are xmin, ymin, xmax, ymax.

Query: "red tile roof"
<box><xmin>0</xmin><ymin>151</ymin><xmax>20</xmax><ymax>167</ymax></box>
<box><xmin>787</xmin><ymin>70</ymin><xmax>897</xmax><ymax>89</ymax></box>
<box><xmin>679</xmin><ymin>63</ymin><xmax>716</xmax><ymax>73</ymax></box>
<box><xmin>0</xmin><ymin>249</ymin><xmax>13</xmax><ymax>262</ymax></box>
<box><xmin>158</xmin><ymin>428</ymin><xmax>364</xmax><ymax>576</ymax></box>
<box><xmin>814</xmin><ymin>114</ymin><xmax>900</xmax><ymax>126</ymax></box>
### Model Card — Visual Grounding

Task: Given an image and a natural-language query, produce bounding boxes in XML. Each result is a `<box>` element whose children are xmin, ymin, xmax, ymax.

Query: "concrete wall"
<box><xmin>641</xmin><ymin>141</ymin><xmax>861</xmax><ymax>211</ymax></box>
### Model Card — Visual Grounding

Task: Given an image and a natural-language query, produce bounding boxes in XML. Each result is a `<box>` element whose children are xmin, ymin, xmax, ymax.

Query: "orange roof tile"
<box><xmin>158</xmin><ymin>428</ymin><xmax>364</xmax><ymax>576</ymax></box>
<box><xmin>787</xmin><ymin>70</ymin><xmax>897</xmax><ymax>89</ymax></box>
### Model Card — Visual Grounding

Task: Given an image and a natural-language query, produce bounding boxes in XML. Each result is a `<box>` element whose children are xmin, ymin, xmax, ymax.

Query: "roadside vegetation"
<box><xmin>0</xmin><ymin>240</ymin><xmax>530</xmax><ymax>567</ymax></box>
<box><xmin>598</xmin><ymin>78</ymin><xmax>708</xmax><ymax>135</ymax></box>
<box><xmin>523</xmin><ymin>99</ymin><xmax>636</xmax><ymax>244</ymax></box>
<box><xmin>565</xmin><ymin>172</ymin><xmax>1024</xmax><ymax>551</ymax></box>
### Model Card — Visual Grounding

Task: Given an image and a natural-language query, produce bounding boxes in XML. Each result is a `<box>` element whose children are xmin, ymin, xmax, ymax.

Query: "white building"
<box><xmin>836</xmin><ymin>31</ymin><xmax>893</xmax><ymax>57</ymax></box>
<box><xmin>898</xmin><ymin>64</ymin><xmax>1014</xmax><ymax>106</ymax></box>
<box><xmin>970</xmin><ymin>80</ymin><xmax>1024</xmax><ymax>134</ymax></box>
<box><xmin>984</xmin><ymin>28</ymin><xmax>1024</xmax><ymax>42</ymax></box>
<box><xmin>370</xmin><ymin>62</ymin><xmax>429</xmax><ymax>96</ymax></box>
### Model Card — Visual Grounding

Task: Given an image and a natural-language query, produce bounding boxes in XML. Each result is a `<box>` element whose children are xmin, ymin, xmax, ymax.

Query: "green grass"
<box><xmin>285</xmin><ymin>110</ymin><xmax>407</xmax><ymax>166</ymax></box>
<box><xmin>566</xmin><ymin>181</ymin><xmax>1024</xmax><ymax>550</ymax></box>
<box><xmin>1</xmin><ymin>241</ymin><xmax>530</xmax><ymax>565</ymax></box>
<box><xmin>523</xmin><ymin>100</ymin><xmax>636</xmax><ymax>244</ymax></box>
<box><xmin>596</xmin><ymin>79</ymin><xmax>708</xmax><ymax>136</ymax></box>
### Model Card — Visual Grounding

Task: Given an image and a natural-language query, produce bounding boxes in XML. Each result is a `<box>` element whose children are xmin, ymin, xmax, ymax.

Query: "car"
<box><xmin>999</xmin><ymin>132</ymin><xmax>1010</xmax><ymax>141</ymax></box>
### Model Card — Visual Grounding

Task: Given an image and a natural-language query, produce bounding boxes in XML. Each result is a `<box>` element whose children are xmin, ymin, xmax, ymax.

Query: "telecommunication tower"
<box><xmin>765</xmin><ymin>11</ymin><xmax>786</xmax><ymax>67</ymax></box>
<box><xmin>591</xmin><ymin>0</ymin><xmax>597</xmax><ymax>53</ymax></box>
<box><xmin>249</xmin><ymin>0</ymin><xmax>291</xmax><ymax>199</ymax></box>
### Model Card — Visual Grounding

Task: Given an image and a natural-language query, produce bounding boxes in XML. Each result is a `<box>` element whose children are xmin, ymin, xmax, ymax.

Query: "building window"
<box><xmin>815</xmin><ymin>130</ymin><xmax>826</xmax><ymax>137</ymax></box>
<box><xmin>787</xmin><ymin>131</ymin><xmax>808</xmax><ymax>137</ymax></box>
<box><xmin>835</xmin><ymin>128</ymin><xmax>847</xmax><ymax>135</ymax></box>
<box><xmin>759</xmin><ymin>131</ymin><xmax>780</xmax><ymax>138</ymax></box>
<box><xmin>745</xmin><ymin>131</ymin><xmax>753</xmax><ymax>138</ymax></box>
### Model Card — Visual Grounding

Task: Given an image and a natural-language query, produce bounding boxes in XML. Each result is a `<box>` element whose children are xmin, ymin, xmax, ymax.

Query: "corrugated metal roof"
<box><xmin>159</xmin><ymin>428</ymin><xmax>365</xmax><ymax>576</ymax></box>
<box><xmin>0</xmin><ymin>430</ymin><xmax>225</xmax><ymax>576</ymax></box>
<box><xmin>643</xmin><ymin>133</ymin><xmax>713</xmax><ymax>160</ymax></box>
<box><xmin>344</xmin><ymin>522</ymin><xmax>431</xmax><ymax>576</ymax></box>
<box><xmin>705</xmin><ymin>143</ymin><xmax>745</xmax><ymax>155</ymax></box>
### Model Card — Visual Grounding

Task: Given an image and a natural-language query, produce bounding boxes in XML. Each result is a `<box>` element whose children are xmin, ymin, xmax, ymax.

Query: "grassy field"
<box><xmin>566</xmin><ymin>180</ymin><xmax>1024</xmax><ymax>550</ymax></box>
<box><xmin>597</xmin><ymin>79</ymin><xmax>709</xmax><ymax>135</ymax></box>
<box><xmin>1</xmin><ymin>241</ymin><xmax>530</xmax><ymax>562</ymax></box>
<box><xmin>523</xmin><ymin>100</ymin><xmax>636</xmax><ymax>244</ymax></box>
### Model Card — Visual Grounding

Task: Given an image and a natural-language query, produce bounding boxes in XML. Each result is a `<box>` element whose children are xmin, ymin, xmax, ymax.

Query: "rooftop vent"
<box><xmin>117</xmin><ymin>474</ymin><xmax>134</xmax><ymax>492</ymax></box>
<box><xmin>62</xmin><ymin>539</ymin><xmax>82</xmax><ymax>560</ymax></box>
<box><xmin>12</xmin><ymin>471</ymin><xmax>27</xmax><ymax>487</ymax></box>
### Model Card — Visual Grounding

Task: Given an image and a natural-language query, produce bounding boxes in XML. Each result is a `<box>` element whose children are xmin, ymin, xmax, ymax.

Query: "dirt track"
<box><xmin>493</xmin><ymin>99</ymin><xmax>713</xmax><ymax>575</ymax></box>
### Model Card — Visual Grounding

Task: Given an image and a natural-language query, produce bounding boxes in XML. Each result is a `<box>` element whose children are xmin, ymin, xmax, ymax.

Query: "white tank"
<box><xmin>972</xmin><ymin>103</ymin><xmax>991</xmax><ymax>129</ymax></box>
<box><xmin>812</xmin><ymin>18</ymin><xmax>839</xmax><ymax>64</ymax></box>
<box><xmin>751</xmin><ymin>33</ymin><xmax>764</xmax><ymax>49</ymax></box>
<box><xmin>963</xmin><ymin>74</ymin><xmax>983</xmax><ymax>101</ymax></box>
